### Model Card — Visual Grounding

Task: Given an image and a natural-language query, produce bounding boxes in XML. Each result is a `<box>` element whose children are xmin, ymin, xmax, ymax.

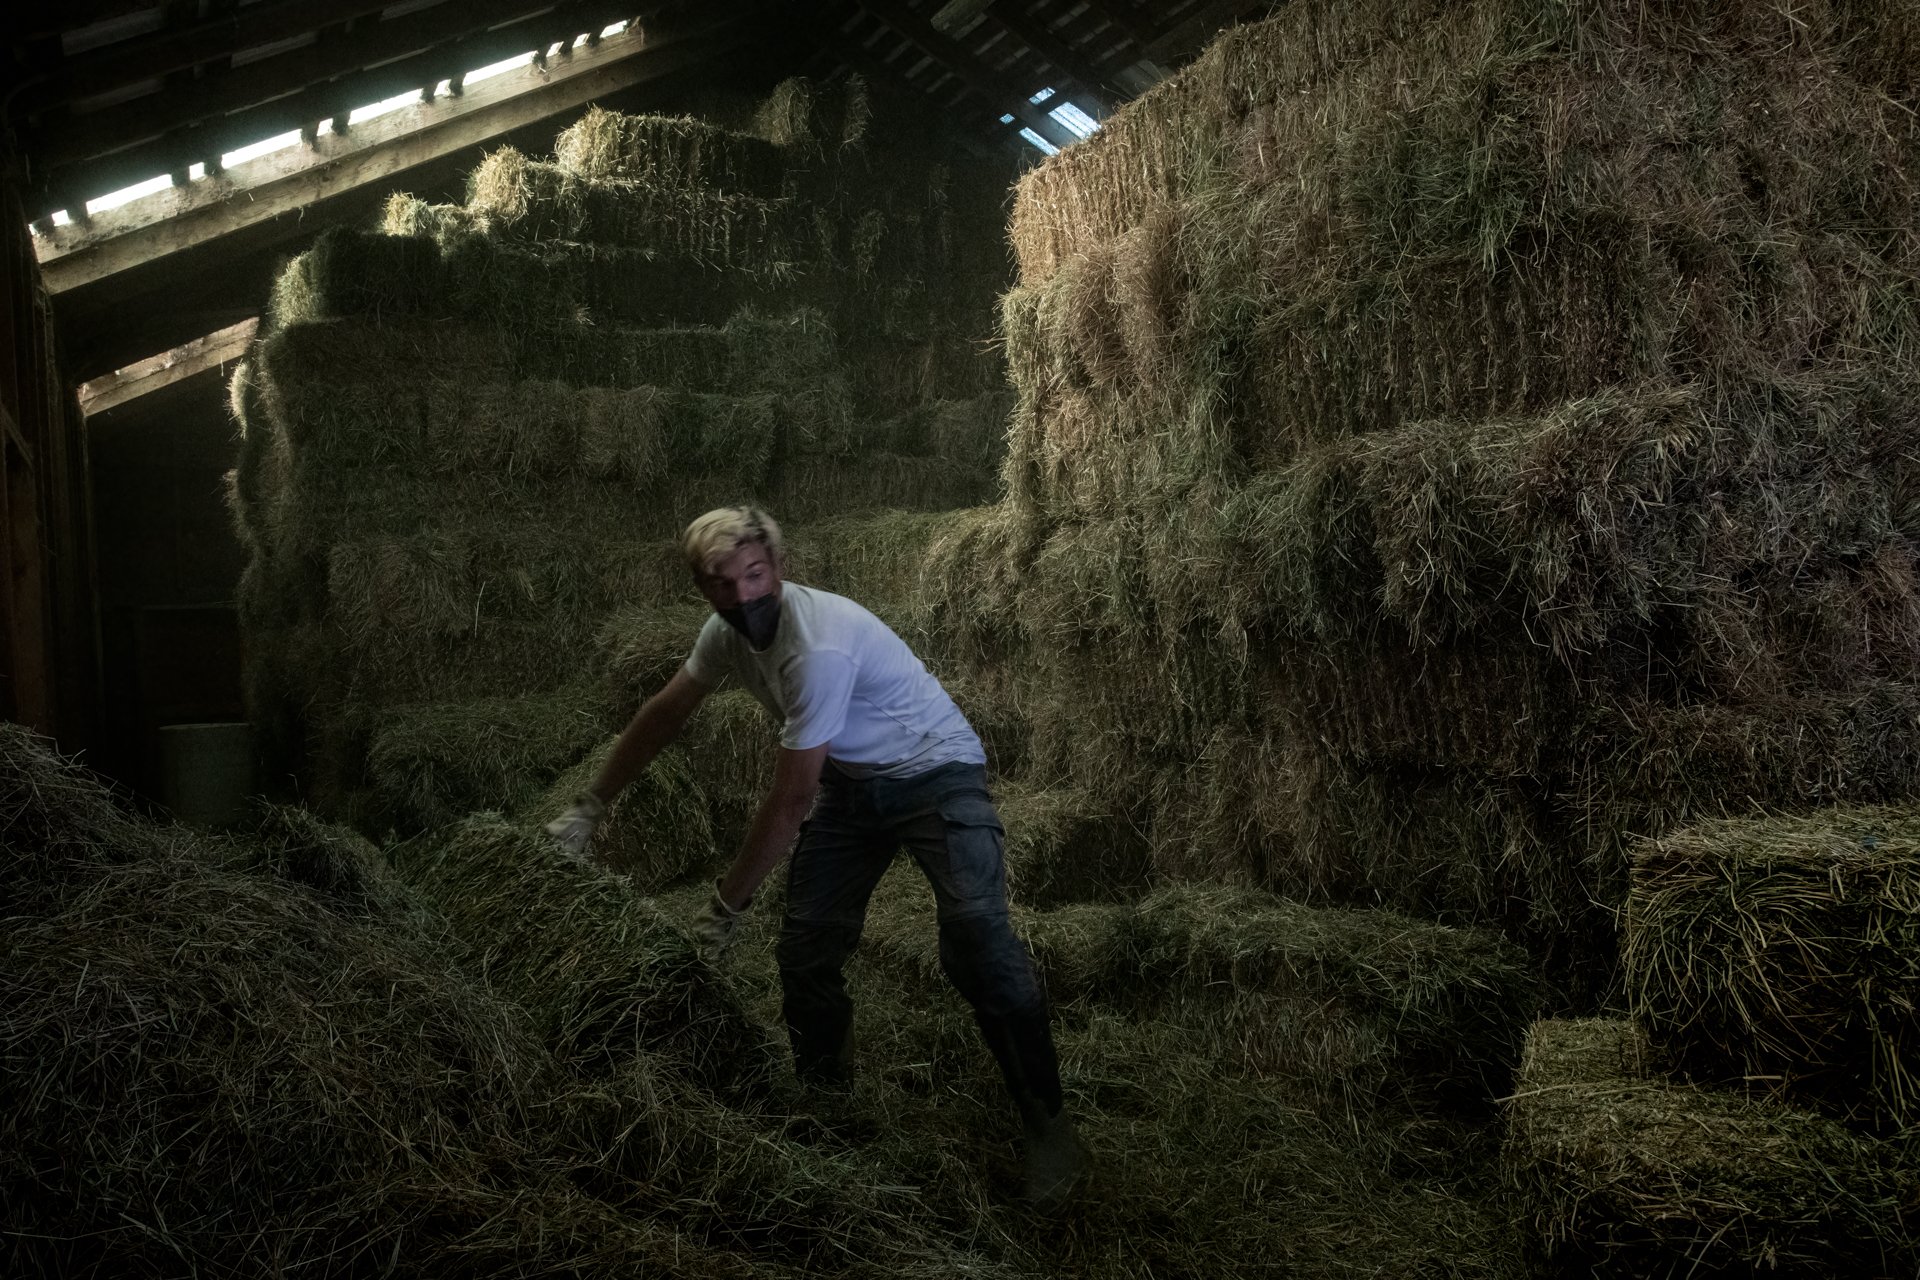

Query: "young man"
<box><xmin>546</xmin><ymin>505</ymin><xmax>1089</xmax><ymax>1204</ymax></box>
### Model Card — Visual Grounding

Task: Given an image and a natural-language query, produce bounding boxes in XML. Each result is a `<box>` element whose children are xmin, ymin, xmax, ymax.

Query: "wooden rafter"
<box><xmin>35</xmin><ymin>16</ymin><xmax>755</xmax><ymax>293</ymax></box>
<box><xmin>987</xmin><ymin>6</ymin><xmax>1120</xmax><ymax>108</ymax></box>
<box><xmin>77</xmin><ymin>316</ymin><xmax>258</xmax><ymax>416</ymax></box>
<box><xmin>22</xmin><ymin>1</ymin><xmax>663</xmax><ymax>220</ymax></box>
<box><xmin>848</xmin><ymin>0</ymin><xmax>1079</xmax><ymax>150</ymax></box>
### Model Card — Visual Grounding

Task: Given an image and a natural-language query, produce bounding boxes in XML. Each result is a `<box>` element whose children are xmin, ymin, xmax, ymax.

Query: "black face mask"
<box><xmin>720</xmin><ymin>592</ymin><xmax>781</xmax><ymax>650</ymax></box>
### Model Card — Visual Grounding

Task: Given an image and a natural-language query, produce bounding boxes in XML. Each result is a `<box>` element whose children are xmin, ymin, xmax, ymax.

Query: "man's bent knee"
<box><xmin>937</xmin><ymin>911</ymin><xmax>1045</xmax><ymax>1017</ymax></box>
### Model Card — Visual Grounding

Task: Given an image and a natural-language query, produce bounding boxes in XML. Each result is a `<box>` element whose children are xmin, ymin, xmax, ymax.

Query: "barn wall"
<box><xmin>0</xmin><ymin>147</ymin><xmax>100</xmax><ymax>756</ymax></box>
<box><xmin>84</xmin><ymin>372</ymin><xmax>247</xmax><ymax>797</ymax></box>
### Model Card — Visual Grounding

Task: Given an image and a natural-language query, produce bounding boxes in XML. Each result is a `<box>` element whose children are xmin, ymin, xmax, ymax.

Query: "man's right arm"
<box><xmin>585</xmin><ymin>666</ymin><xmax>711</xmax><ymax>803</ymax></box>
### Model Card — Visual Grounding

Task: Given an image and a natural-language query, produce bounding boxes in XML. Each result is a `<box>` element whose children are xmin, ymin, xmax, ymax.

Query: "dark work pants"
<box><xmin>776</xmin><ymin>760</ymin><xmax>1064</xmax><ymax>1113</ymax></box>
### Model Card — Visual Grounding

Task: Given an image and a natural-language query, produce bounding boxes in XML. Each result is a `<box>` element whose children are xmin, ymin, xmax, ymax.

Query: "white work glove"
<box><xmin>544</xmin><ymin>792</ymin><xmax>606</xmax><ymax>864</ymax></box>
<box><xmin>691</xmin><ymin>882</ymin><xmax>751</xmax><ymax>958</ymax></box>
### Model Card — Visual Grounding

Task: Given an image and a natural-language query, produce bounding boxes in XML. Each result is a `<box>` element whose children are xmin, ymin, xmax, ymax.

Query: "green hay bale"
<box><xmin>780</xmin><ymin>508</ymin><xmax>955</xmax><ymax>627</ymax></box>
<box><xmin>1116</xmin><ymin>885</ymin><xmax>1533</xmax><ymax>1106</ymax></box>
<box><xmin>772</xmin><ymin>453</ymin><xmax>996</xmax><ymax>523</ymax></box>
<box><xmin>1622</xmin><ymin>805</ymin><xmax>1920</xmax><ymax>1132</ymax></box>
<box><xmin>1230</xmin><ymin>376</ymin><xmax>1913</xmax><ymax>664</ymax></box>
<box><xmin>468</xmin><ymin>148</ymin><xmax>802</xmax><ymax>271</ymax></box>
<box><xmin>224</xmin><ymin>358</ymin><xmax>285</xmax><ymax>546</ymax></box>
<box><xmin>255</xmin><ymin>315</ymin><xmax>513</xmax><ymax>392</ymax></box>
<box><xmin>676</xmin><ymin>688</ymin><xmax>776</xmax><ymax>844</ymax></box>
<box><xmin>274</xmin><ymin>228</ymin><xmax>796</xmax><ymax>332</ymax></box>
<box><xmin>553</xmin><ymin>105</ymin><xmax>786</xmax><ymax>195</ymax></box>
<box><xmin>380</xmin><ymin>190</ymin><xmax>488</xmax><ymax>242</ymax></box>
<box><xmin>508</xmin><ymin>321</ymin><xmax>741</xmax><ymax>391</ymax></box>
<box><xmin>401</xmin><ymin>813</ymin><xmax>769</xmax><ymax>1083</ymax></box>
<box><xmin>752</xmin><ymin>75</ymin><xmax>870</xmax><ymax>158</ymax></box>
<box><xmin>364</xmin><ymin>685</ymin><xmax>608</xmax><ymax>831</ymax></box>
<box><xmin>268</xmin><ymin>227</ymin><xmax>446</xmax><ymax>328</ymax></box>
<box><xmin>1504</xmin><ymin>1017</ymin><xmax>1920</xmax><ymax>1276</ymax></box>
<box><xmin>996</xmin><ymin>782</ymin><xmax>1150</xmax><ymax>908</ymax></box>
<box><xmin>593</xmin><ymin>600</ymin><xmax>712</xmax><ymax>709</ymax></box>
<box><xmin>328</xmin><ymin>531</ymin><xmax>476</xmax><ymax>645</ymax></box>
<box><xmin>525</xmin><ymin>743</ymin><xmax>713</xmax><ymax>888</ymax></box>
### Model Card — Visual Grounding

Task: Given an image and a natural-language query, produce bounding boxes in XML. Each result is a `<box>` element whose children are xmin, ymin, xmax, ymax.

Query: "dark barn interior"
<box><xmin>6</xmin><ymin>3</ymin><xmax>1920</xmax><ymax>1277</ymax></box>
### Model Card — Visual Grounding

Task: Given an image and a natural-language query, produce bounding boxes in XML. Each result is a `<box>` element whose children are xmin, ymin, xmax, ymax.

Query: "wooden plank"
<box><xmin>23</xmin><ymin>0</ymin><xmax>397</xmax><ymax>111</ymax></box>
<box><xmin>36</xmin><ymin>18</ymin><xmax>757</xmax><ymax>293</ymax></box>
<box><xmin>1078</xmin><ymin>0</ymin><xmax>1161</xmax><ymax>56</ymax></box>
<box><xmin>987</xmin><ymin>6</ymin><xmax>1122</xmax><ymax>107</ymax></box>
<box><xmin>849</xmin><ymin>0</ymin><xmax>1079</xmax><ymax>150</ymax></box>
<box><xmin>78</xmin><ymin>317</ymin><xmax>259</xmax><ymax>416</ymax></box>
<box><xmin>27</xmin><ymin>0</ymin><xmax>657</xmax><ymax>212</ymax></box>
<box><xmin>0</xmin><ymin>402</ymin><xmax>32</xmax><ymax>468</ymax></box>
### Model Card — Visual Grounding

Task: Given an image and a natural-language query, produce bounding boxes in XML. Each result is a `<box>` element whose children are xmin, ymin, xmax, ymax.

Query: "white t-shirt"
<box><xmin>683</xmin><ymin>582</ymin><xmax>985</xmax><ymax>778</ymax></box>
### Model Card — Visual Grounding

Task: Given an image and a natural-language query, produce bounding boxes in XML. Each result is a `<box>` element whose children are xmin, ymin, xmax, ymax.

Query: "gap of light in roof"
<box><xmin>464</xmin><ymin>49</ymin><xmax>536</xmax><ymax>86</ymax></box>
<box><xmin>30</xmin><ymin>22</ymin><xmax>628</xmax><ymax>237</ymax></box>
<box><xmin>1049</xmin><ymin>101</ymin><xmax>1099</xmax><ymax>140</ymax></box>
<box><xmin>1029</xmin><ymin>86</ymin><xmax>1056</xmax><ymax>104</ymax></box>
<box><xmin>85</xmin><ymin>172</ymin><xmax>173</xmax><ymax>215</ymax></box>
<box><xmin>222</xmin><ymin>126</ymin><xmax>305</xmax><ymax>167</ymax></box>
<box><xmin>349</xmin><ymin>87</ymin><xmax>426</xmax><ymax>125</ymax></box>
<box><xmin>1018</xmin><ymin>127</ymin><xmax>1059</xmax><ymax>156</ymax></box>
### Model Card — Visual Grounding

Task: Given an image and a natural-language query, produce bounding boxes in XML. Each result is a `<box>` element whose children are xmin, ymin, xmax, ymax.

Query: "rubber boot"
<box><xmin>790</xmin><ymin>1014</ymin><xmax>855</xmax><ymax>1095</ymax></box>
<box><xmin>1015</xmin><ymin>1092</ymin><xmax>1091</xmax><ymax>1207</ymax></box>
<box><xmin>976</xmin><ymin>1010</ymin><xmax>1091</xmax><ymax>1206</ymax></box>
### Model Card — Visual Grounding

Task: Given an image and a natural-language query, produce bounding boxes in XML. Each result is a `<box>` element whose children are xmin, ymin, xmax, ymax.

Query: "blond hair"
<box><xmin>679</xmin><ymin>505</ymin><xmax>784</xmax><ymax>575</ymax></box>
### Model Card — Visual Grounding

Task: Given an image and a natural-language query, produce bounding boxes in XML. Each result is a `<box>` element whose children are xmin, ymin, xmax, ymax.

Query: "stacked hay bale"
<box><xmin>1507</xmin><ymin>805</ymin><xmax>1920</xmax><ymax>1273</ymax></box>
<box><xmin>229</xmin><ymin>77</ymin><xmax>1013</xmax><ymax>833</ymax></box>
<box><xmin>929</xmin><ymin>0</ymin><xmax>1920</xmax><ymax>976</ymax></box>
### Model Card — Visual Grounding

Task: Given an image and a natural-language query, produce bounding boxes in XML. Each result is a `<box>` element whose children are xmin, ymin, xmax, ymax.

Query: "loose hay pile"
<box><xmin>6</xmin><ymin>696</ymin><xmax>1541</xmax><ymax>1277</ymax></box>
<box><xmin>921</xmin><ymin>0</ymin><xmax>1920</xmax><ymax>987</ymax></box>
<box><xmin>1505</xmin><ymin>1017</ymin><xmax>1919</xmax><ymax>1276</ymax></box>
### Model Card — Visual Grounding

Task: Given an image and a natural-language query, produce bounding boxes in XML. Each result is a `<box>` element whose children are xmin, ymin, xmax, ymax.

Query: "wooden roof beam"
<box><xmin>27</xmin><ymin>0</ymin><xmax>652</xmax><ymax>194</ymax></box>
<box><xmin>18</xmin><ymin>1</ymin><xmax>397</xmax><ymax>114</ymax></box>
<box><xmin>77</xmin><ymin>317</ymin><xmax>258</xmax><ymax>417</ymax></box>
<box><xmin>34</xmin><ymin>15</ymin><xmax>756</xmax><ymax>294</ymax></box>
<box><xmin>847</xmin><ymin>0</ymin><xmax>1078</xmax><ymax>151</ymax></box>
<box><xmin>986</xmin><ymin>7</ymin><xmax>1122</xmax><ymax>108</ymax></box>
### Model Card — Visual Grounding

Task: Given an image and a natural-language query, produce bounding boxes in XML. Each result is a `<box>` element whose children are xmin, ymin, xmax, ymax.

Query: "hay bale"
<box><xmin>468</xmin><ymin>148</ymin><xmax>802</xmax><ymax>270</ymax></box>
<box><xmin>1504</xmin><ymin>1017</ymin><xmax>1920</xmax><ymax>1275</ymax></box>
<box><xmin>554</xmin><ymin>105</ymin><xmax>786</xmax><ymax>195</ymax></box>
<box><xmin>676</xmin><ymin>688</ymin><xmax>776</xmax><ymax>843</ymax></box>
<box><xmin>594</xmin><ymin>600</ymin><xmax>712</xmax><ymax>708</ymax></box>
<box><xmin>1622</xmin><ymin>805</ymin><xmax>1920</xmax><ymax>1131</ymax></box>
<box><xmin>364</xmin><ymin>685</ymin><xmax>608</xmax><ymax>831</ymax></box>
<box><xmin>996</xmin><ymin>781</ymin><xmax>1150</xmax><ymax>908</ymax></box>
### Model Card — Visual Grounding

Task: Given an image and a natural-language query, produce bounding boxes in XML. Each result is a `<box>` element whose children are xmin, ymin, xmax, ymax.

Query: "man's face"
<box><xmin>696</xmin><ymin>542</ymin><xmax>780</xmax><ymax>612</ymax></box>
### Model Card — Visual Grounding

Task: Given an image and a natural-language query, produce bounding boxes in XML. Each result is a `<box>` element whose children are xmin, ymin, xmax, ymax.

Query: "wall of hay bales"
<box><xmin>232</xmin><ymin>76</ymin><xmax>1016</xmax><ymax>835</ymax></box>
<box><xmin>914</xmin><ymin>0</ymin><xmax>1920</xmax><ymax>989</ymax></box>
